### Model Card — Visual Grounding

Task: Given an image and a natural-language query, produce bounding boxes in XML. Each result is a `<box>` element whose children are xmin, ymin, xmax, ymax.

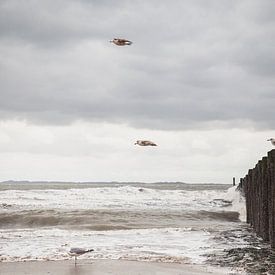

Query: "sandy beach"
<box><xmin>0</xmin><ymin>259</ymin><xmax>234</xmax><ymax>275</ymax></box>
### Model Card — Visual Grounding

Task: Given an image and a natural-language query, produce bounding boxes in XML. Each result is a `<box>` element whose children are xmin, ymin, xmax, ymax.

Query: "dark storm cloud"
<box><xmin>0</xmin><ymin>0</ymin><xmax>275</xmax><ymax>130</ymax></box>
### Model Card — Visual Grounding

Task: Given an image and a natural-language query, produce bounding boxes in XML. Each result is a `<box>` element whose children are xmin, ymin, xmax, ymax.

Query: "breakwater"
<box><xmin>240</xmin><ymin>149</ymin><xmax>275</xmax><ymax>248</ymax></box>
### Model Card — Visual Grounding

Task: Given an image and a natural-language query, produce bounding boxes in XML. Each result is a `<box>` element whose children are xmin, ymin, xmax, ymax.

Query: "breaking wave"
<box><xmin>0</xmin><ymin>208</ymin><xmax>240</xmax><ymax>230</ymax></box>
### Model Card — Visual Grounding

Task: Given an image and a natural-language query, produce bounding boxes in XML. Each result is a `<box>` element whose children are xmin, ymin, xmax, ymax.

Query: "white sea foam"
<box><xmin>0</xmin><ymin>227</ymin><xmax>213</xmax><ymax>263</ymax></box>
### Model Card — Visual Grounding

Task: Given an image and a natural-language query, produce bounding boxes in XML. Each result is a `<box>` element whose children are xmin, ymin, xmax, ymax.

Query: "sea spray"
<box><xmin>223</xmin><ymin>186</ymin><xmax>246</xmax><ymax>222</ymax></box>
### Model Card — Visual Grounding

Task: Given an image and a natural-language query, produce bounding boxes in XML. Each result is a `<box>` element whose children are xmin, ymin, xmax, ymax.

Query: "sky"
<box><xmin>0</xmin><ymin>0</ymin><xmax>274</xmax><ymax>183</ymax></box>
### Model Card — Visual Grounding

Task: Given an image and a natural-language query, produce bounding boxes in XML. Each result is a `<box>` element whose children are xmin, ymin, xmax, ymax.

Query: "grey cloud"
<box><xmin>0</xmin><ymin>0</ymin><xmax>275</xmax><ymax>130</ymax></box>
<box><xmin>0</xmin><ymin>0</ymin><xmax>125</xmax><ymax>46</ymax></box>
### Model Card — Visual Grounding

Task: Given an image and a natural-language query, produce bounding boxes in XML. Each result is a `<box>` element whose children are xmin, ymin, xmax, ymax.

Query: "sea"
<box><xmin>0</xmin><ymin>181</ymin><xmax>261</xmax><ymax>271</ymax></box>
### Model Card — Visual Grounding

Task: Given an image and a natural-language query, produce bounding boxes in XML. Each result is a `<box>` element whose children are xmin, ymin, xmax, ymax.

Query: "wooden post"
<box><xmin>268</xmin><ymin>150</ymin><xmax>275</xmax><ymax>248</ymax></box>
<box><xmin>261</xmin><ymin>157</ymin><xmax>269</xmax><ymax>241</ymax></box>
<box><xmin>240</xmin><ymin>149</ymin><xmax>275</xmax><ymax>248</ymax></box>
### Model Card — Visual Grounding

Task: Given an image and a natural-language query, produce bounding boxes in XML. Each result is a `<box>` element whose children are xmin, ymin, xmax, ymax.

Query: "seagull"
<box><xmin>267</xmin><ymin>138</ymin><xmax>275</xmax><ymax>146</ymax></box>
<box><xmin>135</xmin><ymin>140</ymin><xmax>157</xmax><ymax>146</ymax></box>
<box><xmin>110</xmin><ymin>38</ymin><xmax>133</xmax><ymax>46</ymax></box>
<box><xmin>68</xmin><ymin>247</ymin><xmax>94</xmax><ymax>265</ymax></box>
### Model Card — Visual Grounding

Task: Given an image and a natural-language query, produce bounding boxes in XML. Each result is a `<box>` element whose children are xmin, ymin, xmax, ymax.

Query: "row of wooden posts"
<box><xmin>238</xmin><ymin>149</ymin><xmax>275</xmax><ymax>248</ymax></box>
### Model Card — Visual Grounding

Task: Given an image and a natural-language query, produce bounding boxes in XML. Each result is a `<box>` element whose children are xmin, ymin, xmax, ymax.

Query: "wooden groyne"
<box><xmin>240</xmin><ymin>149</ymin><xmax>275</xmax><ymax>248</ymax></box>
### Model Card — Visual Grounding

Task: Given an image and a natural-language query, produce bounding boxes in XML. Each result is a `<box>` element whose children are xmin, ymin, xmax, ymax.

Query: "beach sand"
<box><xmin>0</xmin><ymin>259</ymin><xmax>234</xmax><ymax>275</ymax></box>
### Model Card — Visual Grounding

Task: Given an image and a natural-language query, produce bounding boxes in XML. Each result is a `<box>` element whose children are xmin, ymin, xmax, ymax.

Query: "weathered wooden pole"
<box><xmin>261</xmin><ymin>157</ymin><xmax>269</xmax><ymax>241</ymax></box>
<box><xmin>268</xmin><ymin>150</ymin><xmax>275</xmax><ymax>248</ymax></box>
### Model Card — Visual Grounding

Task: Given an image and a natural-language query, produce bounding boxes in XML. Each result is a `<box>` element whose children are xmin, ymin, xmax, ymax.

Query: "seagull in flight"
<box><xmin>110</xmin><ymin>38</ymin><xmax>133</xmax><ymax>46</ymax></box>
<box><xmin>68</xmin><ymin>247</ymin><xmax>94</xmax><ymax>265</ymax></box>
<box><xmin>267</xmin><ymin>138</ymin><xmax>275</xmax><ymax>146</ymax></box>
<box><xmin>135</xmin><ymin>140</ymin><xmax>157</xmax><ymax>146</ymax></box>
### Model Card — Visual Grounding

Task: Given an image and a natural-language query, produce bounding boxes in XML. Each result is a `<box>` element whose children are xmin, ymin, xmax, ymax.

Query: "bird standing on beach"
<box><xmin>110</xmin><ymin>38</ymin><xmax>133</xmax><ymax>46</ymax></box>
<box><xmin>135</xmin><ymin>140</ymin><xmax>157</xmax><ymax>146</ymax></box>
<box><xmin>68</xmin><ymin>247</ymin><xmax>94</xmax><ymax>265</ymax></box>
<box><xmin>267</xmin><ymin>138</ymin><xmax>275</xmax><ymax>146</ymax></box>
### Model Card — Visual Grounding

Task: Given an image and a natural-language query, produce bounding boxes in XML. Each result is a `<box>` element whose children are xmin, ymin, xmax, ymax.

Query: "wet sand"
<box><xmin>0</xmin><ymin>259</ymin><xmax>234</xmax><ymax>275</ymax></box>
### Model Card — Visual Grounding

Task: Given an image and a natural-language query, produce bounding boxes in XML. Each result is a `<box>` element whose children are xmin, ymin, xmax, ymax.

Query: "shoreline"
<box><xmin>0</xmin><ymin>259</ymin><xmax>235</xmax><ymax>275</ymax></box>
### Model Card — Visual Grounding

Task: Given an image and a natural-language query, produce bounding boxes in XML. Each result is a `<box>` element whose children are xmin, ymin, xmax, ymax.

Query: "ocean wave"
<box><xmin>0</xmin><ymin>208</ymin><xmax>240</xmax><ymax>230</ymax></box>
<box><xmin>0</xmin><ymin>183</ymin><xmax>250</xmax><ymax>266</ymax></box>
<box><xmin>0</xmin><ymin>185</ymin><xmax>229</xmax><ymax>212</ymax></box>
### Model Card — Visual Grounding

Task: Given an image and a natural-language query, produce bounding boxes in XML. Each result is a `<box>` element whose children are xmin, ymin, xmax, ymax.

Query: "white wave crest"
<box><xmin>0</xmin><ymin>186</ymin><xmax>227</xmax><ymax>212</ymax></box>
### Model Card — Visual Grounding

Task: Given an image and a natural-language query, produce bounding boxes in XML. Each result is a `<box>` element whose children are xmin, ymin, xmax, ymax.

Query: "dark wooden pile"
<box><xmin>241</xmin><ymin>149</ymin><xmax>275</xmax><ymax>248</ymax></box>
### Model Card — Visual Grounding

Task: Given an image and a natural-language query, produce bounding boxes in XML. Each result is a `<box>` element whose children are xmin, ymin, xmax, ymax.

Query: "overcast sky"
<box><xmin>0</xmin><ymin>0</ymin><xmax>274</xmax><ymax>183</ymax></box>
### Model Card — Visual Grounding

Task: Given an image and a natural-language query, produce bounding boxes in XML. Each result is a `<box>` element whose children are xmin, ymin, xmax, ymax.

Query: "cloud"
<box><xmin>0</xmin><ymin>0</ymin><xmax>274</xmax><ymax>130</ymax></box>
<box><xmin>0</xmin><ymin>0</ymin><xmax>124</xmax><ymax>46</ymax></box>
<box><xmin>0</xmin><ymin>119</ymin><xmax>272</xmax><ymax>182</ymax></box>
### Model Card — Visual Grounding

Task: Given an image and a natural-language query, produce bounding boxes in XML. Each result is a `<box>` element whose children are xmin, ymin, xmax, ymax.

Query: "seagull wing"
<box><xmin>119</xmin><ymin>39</ymin><xmax>132</xmax><ymax>45</ymax></box>
<box><xmin>70</xmin><ymin>248</ymin><xmax>87</xmax><ymax>254</ymax></box>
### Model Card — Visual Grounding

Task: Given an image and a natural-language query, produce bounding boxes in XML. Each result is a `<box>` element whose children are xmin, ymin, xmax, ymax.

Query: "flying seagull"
<box><xmin>135</xmin><ymin>140</ymin><xmax>157</xmax><ymax>146</ymax></box>
<box><xmin>68</xmin><ymin>247</ymin><xmax>94</xmax><ymax>265</ymax></box>
<box><xmin>110</xmin><ymin>38</ymin><xmax>133</xmax><ymax>46</ymax></box>
<box><xmin>267</xmin><ymin>138</ymin><xmax>275</xmax><ymax>146</ymax></box>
